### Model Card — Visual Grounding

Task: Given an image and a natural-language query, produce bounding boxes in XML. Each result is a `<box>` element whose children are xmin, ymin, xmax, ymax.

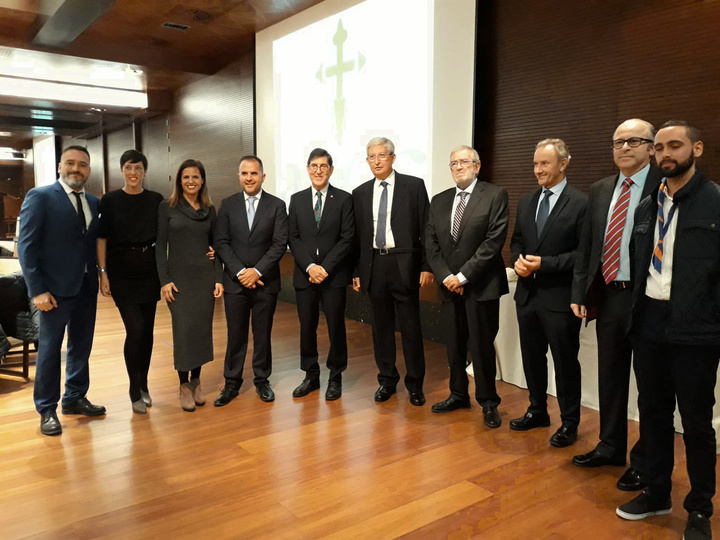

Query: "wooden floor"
<box><xmin>0</xmin><ymin>295</ymin><xmax>717</xmax><ymax>539</ymax></box>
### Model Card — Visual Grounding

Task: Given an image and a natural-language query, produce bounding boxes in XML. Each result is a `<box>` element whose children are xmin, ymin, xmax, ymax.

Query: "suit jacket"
<box><xmin>214</xmin><ymin>190</ymin><xmax>289</xmax><ymax>294</ymax></box>
<box><xmin>570</xmin><ymin>166</ymin><xmax>662</xmax><ymax>316</ymax></box>
<box><xmin>288</xmin><ymin>184</ymin><xmax>354</xmax><ymax>289</ymax></box>
<box><xmin>352</xmin><ymin>172</ymin><xmax>430</xmax><ymax>293</ymax></box>
<box><xmin>17</xmin><ymin>180</ymin><xmax>100</xmax><ymax>298</ymax></box>
<box><xmin>426</xmin><ymin>181</ymin><xmax>509</xmax><ymax>302</ymax></box>
<box><xmin>510</xmin><ymin>183</ymin><xmax>587</xmax><ymax>311</ymax></box>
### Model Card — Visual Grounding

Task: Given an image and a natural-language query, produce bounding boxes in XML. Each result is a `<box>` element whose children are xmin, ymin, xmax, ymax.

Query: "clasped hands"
<box><xmin>513</xmin><ymin>254</ymin><xmax>541</xmax><ymax>278</ymax></box>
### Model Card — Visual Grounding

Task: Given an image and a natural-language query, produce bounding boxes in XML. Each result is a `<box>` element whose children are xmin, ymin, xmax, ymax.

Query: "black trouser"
<box><xmin>595</xmin><ymin>284</ymin><xmax>645</xmax><ymax>469</ymax></box>
<box><xmin>516</xmin><ymin>296</ymin><xmax>581</xmax><ymax>428</ymax></box>
<box><xmin>367</xmin><ymin>252</ymin><xmax>425</xmax><ymax>393</ymax></box>
<box><xmin>116</xmin><ymin>301</ymin><xmax>157</xmax><ymax>402</ymax></box>
<box><xmin>295</xmin><ymin>284</ymin><xmax>348</xmax><ymax>383</ymax></box>
<box><xmin>446</xmin><ymin>296</ymin><xmax>500</xmax><ymax>407</ymax></box>
<box><xmin>223</xmin><ymin>289</ymin><xmax>277</xmax><ymax>388</ymax></box>
<box><xmin>632</xmin><ymin>296</ymin><xmax>719</xmax><ymax>516</ymax></box>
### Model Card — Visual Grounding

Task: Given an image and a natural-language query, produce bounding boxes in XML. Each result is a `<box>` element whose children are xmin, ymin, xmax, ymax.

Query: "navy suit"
<box><xmin>288</xmin><ymin>184</ymin><xmax>354</xmax><ymax>382</ymax></box>
<box><xmin>510</xmin><ymin>183</ymin><xmax>587</xmax><ymax>428</ymax></box>
<box><xmin>215</xmin><ymin>190</ymin><xmax>288</xmax><ymax>388</ymax></box>
<box><xmin>17</xmin><ymin>180</ymin><xmax>100</xmax><ymax>414</ymax></box>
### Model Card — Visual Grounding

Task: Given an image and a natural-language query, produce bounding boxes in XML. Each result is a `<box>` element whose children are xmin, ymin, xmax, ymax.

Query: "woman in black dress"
<box><xmin>156</xmin><ymin>159</ymin><xmax>224</xmax><ymax>412</ymax></box>
<box><xmin>97</xmin><ymin>150</ymin><xmax>164</xmax><ymax>414</ymax></box>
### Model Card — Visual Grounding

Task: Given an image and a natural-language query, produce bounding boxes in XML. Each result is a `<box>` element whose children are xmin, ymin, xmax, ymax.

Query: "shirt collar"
<box><xmin>622</xmin><ymin>162</ymin><xmax>651</xmax><ymax>188</ymax></box>
<box><xmin>314</xmin><ymin>183</ymin><xmax>330</xmax><ymax>197</ymax></box>
<box><xmin>375</xmin><ymin>170</ymin><xmax>396</xmax><ymax>186</ymax></box>
<box><xmin>544</xmin><ymin>177</ymin><xmax>567</xmax><ymax>197</ymax></box>
<box><xmin>244</xmin><ymin>189</ymin><xmax>263</xmax><ymax>202</ymax></box>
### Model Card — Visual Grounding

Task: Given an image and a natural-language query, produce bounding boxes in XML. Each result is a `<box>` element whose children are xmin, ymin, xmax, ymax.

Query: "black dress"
<box><xmin>99</xmin><ymin>189</ymin><xmax>164</xmax><ymax>305</ymax></box>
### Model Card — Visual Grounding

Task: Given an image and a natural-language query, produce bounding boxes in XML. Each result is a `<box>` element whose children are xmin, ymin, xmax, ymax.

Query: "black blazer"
<box><xmin>426</xmin><ymin>181</ymin><xmax>509</xmax><ymax>302</ymax></box>
<box><xmin>288</xmin><ymin>184</ymin><xmax>355</xmax><ymax>289</ymax></box>
<box><xmin>510</xmin><ymin>182</ymin><xmax>587</xmax><ymax>311</ymax></box>
<box><xmin>214</xmin><ymin>190</ymin><xmax>289</xmax><ymax>294</ymax></box>
<box><xmin>571</xmin><ymin>166</ymin><xmax>662</xmax><ymax>315</ymax></box>
<box><xmin>352</xmin><ymin>172</ymin><xmax>430</xmax><ymax>293</ymax></box>
<box><xmin>18</xmin><ymin>181</ymin><xmax>100</xmax><ymax>298</ymax></box>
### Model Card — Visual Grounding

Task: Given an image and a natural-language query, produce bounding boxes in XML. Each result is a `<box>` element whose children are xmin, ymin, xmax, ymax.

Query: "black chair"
<box><xmin>0</xmin><ymin>271</ymin><xmax>38</xmax><ymax>379</ymax></box>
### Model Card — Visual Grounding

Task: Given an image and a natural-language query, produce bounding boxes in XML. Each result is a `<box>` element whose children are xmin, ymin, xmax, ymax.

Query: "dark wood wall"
<box><xmin>477</xmin><ymin>0</ymin><xmax>720</xmax><ymax>261</ymax></box>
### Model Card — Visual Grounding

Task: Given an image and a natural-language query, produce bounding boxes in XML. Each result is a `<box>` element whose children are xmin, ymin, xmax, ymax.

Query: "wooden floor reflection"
<box><xmin>0</xmin><ymin>295</ymin><xmax>715</xmax><ymax>539</ymax></box>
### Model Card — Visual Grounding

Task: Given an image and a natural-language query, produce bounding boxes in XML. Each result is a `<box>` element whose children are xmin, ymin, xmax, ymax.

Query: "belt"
<box><xmin>607</xmin><ymin>281</ymin><xmax>631</xmax><ymax>290</ymax></box>
<box><xmin>372</xmin><ymin>247</ymin><xmax>418</xmax><ymax>255</ymax></box>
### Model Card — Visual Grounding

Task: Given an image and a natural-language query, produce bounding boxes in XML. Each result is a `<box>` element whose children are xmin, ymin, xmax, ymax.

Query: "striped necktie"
<box><xmin>452</xmin><ymin>191</ymin><xmax>468</xmax><ymax>242</ymax></box>
<box><xmin>602</xmin><ymin>178</ymin><xmax>633</xmax><ymax>283</ymax></box>
<box><xmin>651</xmin><ymin>180</ymin><xmax>677</xmax><ymax>273</ymax></box>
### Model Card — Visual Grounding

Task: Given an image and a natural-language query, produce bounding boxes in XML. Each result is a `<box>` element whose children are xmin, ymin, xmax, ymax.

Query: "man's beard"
<box><xmin>61</xmin><ymin>174</ymin><xmax>87</xmax><ymax>190</ymax></box>
<box><xmin>659</xmin><ymin>153</ymin><xmax>694</xmax><ymax>178</ymax></box>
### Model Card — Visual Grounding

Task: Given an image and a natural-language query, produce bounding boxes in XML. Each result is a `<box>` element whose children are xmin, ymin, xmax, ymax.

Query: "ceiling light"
<box><xmin>0</xmin><ymin>76</ymin><xmax>147</xmax><ymax>108</ymax></box>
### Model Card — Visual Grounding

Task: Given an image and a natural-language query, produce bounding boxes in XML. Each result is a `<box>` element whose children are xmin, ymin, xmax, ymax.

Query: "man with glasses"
<box><xmin>287</xmin><ymin>148</ymin><xmax>354</xmax><ymax>401</ymax></box>
<box><xmin>352</xmin><ymin>137</ymin><xmax>433</xmax><ymax>406</ymax></box>
<box><xmin>426</xmin><ymin>145</ymin><xmax>508</xmax><ymax>428</ymax></box>
<box><xmin>508</xmin><ymin>139</ymin><xmax>587</xmax><ymax>446</ymax></box>
<box><xmin>570</xmin><ymin>119</ymin><xmax>661</xmax><ymax>488</ymax></box>
<box><xmin>615</xmin><ymin>120</ymin><xmax>719</xmax><ymax>540</ymax></box>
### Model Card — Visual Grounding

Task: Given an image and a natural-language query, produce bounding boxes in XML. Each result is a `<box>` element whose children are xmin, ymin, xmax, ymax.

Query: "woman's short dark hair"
<box><xmin>120</xmin><ymin>149</ymin><xmax>148</xmax><ymax>170</ymax></box>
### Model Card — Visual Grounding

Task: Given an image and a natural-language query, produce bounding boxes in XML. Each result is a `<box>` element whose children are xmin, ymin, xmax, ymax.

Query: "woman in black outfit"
<box><xmin>97</xmin><ymin>150</ymin><xmax>164</xmax><ymax>414</ymax></box>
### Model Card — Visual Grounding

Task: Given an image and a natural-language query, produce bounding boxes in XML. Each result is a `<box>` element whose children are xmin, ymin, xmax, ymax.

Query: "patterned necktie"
<box><xmin>314</xmin><ymin>191</ymin><xmax>322</xmax><ymax>227</ymax></box>
<box><xmin>536</xmin><ymin>189</ymin><xmax>553</xmax><ymax>236</ymax></box>
<box><xmin>72</xmin><ymin>191</ymin><xmax>86</xmax><ymax>233</ymax></box>
<box><xmin>652</xmin><ymin>180</ymin><xmax>677</xmax><ymax>273</ymax></box>
<box><xmin>452</xmin><ymin>191</ymin><xmax>468</xmax><ymax>242</ymax></box>
<box><xmin>247</xmin><ymin>196</ymin><xmax>257</xmax><ymax>229</ymax></box>
<box><xmin>602</xmin><ymin>178</ymin><xmax>634</xmax><ymax>283</ymax></box>
<box><xmin>375</xmin><ymin>181</ymin><xmax>388</xmax><ymax>249</ymax></box>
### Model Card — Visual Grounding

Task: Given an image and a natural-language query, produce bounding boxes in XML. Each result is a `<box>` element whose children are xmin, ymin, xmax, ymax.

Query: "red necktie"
<box><xmin>602</xmin><ymin>178</ymin><xmax>634</xmax><ymax>283</ymax></box>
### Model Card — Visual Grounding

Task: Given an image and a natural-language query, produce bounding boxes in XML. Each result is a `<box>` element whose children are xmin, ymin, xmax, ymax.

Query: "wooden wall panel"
<box><xmin>488</xmin><ymin>0</ymin><xmax>720</xmax><ymax>260</ymax></box>
<box><xmin>106</xmin><ymin>128</ymin><xmax>135</xmax><ymax>192</ymax></box>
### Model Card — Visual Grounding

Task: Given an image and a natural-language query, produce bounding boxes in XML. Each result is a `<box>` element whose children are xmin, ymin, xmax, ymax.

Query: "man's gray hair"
<box><xmin>366</xmin><ymin>137</ymin><xmax>395</xmax><ymax>155</ymax></box>
<box><xmin>536</xmin><ymin>138</ymin><xmax>571</xmax><ymax>162</ymax></box>
<box><xmin>449</xmin><ymin>145</ymin><xmax>480</xmax><ymax>162</ymax></box>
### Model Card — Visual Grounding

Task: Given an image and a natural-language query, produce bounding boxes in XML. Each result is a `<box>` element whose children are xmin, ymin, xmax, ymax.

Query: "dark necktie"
<box><xmin>375</xmin><ymin>181</ymin><xmax>388</xmax><ymax>249</ymax></box>
<box><xmin>536</xmin><ymin>189</ymin><xmax>553</xmax><ymax>236</ymax></box>
<box><xmin>602</xmin><ymin>178</ymin><xmax>634</xmax><ymax>283</ymax></box>
<box><xmin>314</xmin><ymin>191</ymin><xmax>322</xmax><ymax>227</ymax></box>
<box><xmin>72</xmin><ymin>191</ymin><xmax>86</xmax><ymax>233</ymax></box>
<box><xmin>452</xmin><ymin>191</ymin><xmax>468</xmax><ymax>242</ymax></box>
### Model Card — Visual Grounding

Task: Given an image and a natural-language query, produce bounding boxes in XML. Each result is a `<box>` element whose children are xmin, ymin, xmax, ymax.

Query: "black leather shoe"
<box><xmin>409</xmin><ymin>391</ymin><xmax>426</xmax><ymax>406</ymax></box>
<box><xmin>550</xmin><ymin>425</ymin><xmax>578</xmax><ymax>447</ymax></box>
<box><xmin>214</xmin><ymin>385</ymin><xmax>239</xmax><ymax>407</ymax></box>
<box><xmin>509</xmin><ymin>411</ymin><xmax>551</xmax><ymax>431</ymax></box>
<box><xmin>431</xmin><ymin>395</ymin><xmax>471</xmax><ymax>413</ymax></box>
<box><xmin>483</xmin><ymin>405</ymin><xmax>502</xmax><ymax>428</ymax></box>
<box><xmin>374</xmin><ymin>385</ymin><xmax>396</xmax><ymax>402</ymax></box>
<box><xmin>617</xmin><ymin>467</ymin><xmax>646</xmax><ymax>491</ymax></box>
<box><xmin>325</xmin><ymin>381</ymin><xmax>342</xmax><ymax>401</ymax></box>
<box><xmin>40</xmin><ymin>412</ymin><xmax>62</xmax><ymax>436</ymax></box>
<box><xmin>61</xmin><ymin>397</ymin><xmax>106</xmax><ymax>416</ymax></box>
<box><xmin>572</xmin><ymin>448</ymin><xmax>626</xmax><ymax>468</ymax></box>
<box><xmin>292</xmin><ymin>378</ymin><xmax>320</xmax><ymax>398</ymax></box>
<box><xmin>256</xmin><ymin>382</ymin><xmax>275</xmax><ymax>402</ymax></box>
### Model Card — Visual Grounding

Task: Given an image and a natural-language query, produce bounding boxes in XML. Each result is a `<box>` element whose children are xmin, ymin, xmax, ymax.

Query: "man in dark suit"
<box><xmin>18</xmin><ymin>145</ymin><xmax>106</xmax><ymax>436</ymax></box>
<box><xmin>352</xmin><ymin>137</ymin><xmax>433</xmax><ymax>406</ymax></box>
<box><xmin>288</xmin><ymin>148</ymin><xmax>354</xmax><ymax>401</ymax></box>
<box><xmin>570</xmin><ymin>119</ymin><xmax>661</xmax><ymax>490</ymax></box>
<box><xmin>509</xmin><ymin>139</ymin><xmax>587</xmax><ymax>447</ymax></box>
<box><xmin>214</xmin><ymin>155</ymin><xmax>289</xmax><ymax>405</ymax></box>
<box><xmin>426</xmin><ymin>145</ymin><xmax>509</xmax><ymax>428</ymax></box>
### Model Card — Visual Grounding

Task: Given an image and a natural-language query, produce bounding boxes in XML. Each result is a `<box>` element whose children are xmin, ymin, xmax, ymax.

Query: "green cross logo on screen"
<box><xmin>316</xmin><ymin>19</ymin><xmax>366</xmax><ymax>143</ymax></box>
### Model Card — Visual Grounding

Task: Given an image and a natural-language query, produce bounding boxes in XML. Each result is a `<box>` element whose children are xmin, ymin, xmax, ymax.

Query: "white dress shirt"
<box><xmin>59</xmin><ymin>178</ymin><xmax>91</xmax><ymax>229</ymax></box>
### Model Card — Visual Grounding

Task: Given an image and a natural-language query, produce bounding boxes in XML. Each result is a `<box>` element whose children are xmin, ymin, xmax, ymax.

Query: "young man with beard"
<box><xmin>615</xmin><ymin>121</ymin><xmax>720</xmax><ymax>540</ymax></box>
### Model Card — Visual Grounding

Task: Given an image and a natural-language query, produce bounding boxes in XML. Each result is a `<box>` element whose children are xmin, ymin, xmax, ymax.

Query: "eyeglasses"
<box><xmin>449</xmin><ymin>159</ymin><xmax>477</xmax><ymax>170</ymax></box>
<box><xmin>612</xmin><ymin>137</ymin><xmax>654</xmax><ymax>149</ymax></box>
<box><xmin>308</xmin><ymin>164</ymin><xmax>330</xmax><ymax>172</ymax></box>
<box><xmin>366</xmin><ymin>153</ymin><xmax>393</xmax><ymax>162</ymax></box>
